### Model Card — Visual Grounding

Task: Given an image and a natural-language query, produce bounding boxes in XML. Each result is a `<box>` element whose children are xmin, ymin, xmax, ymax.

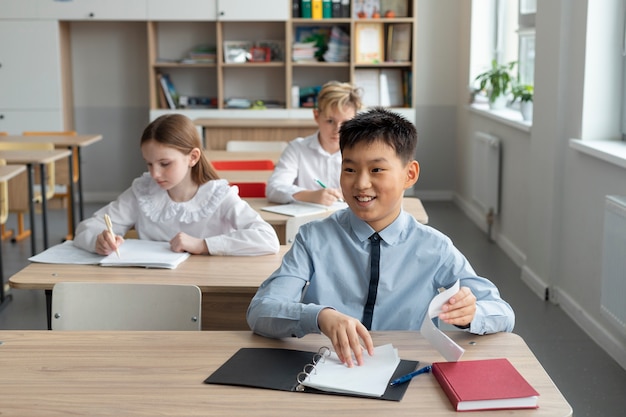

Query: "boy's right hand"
<box><xmin>317</xmin><ymin>308</ymin><xmax>374</xmax><ymax>368</ymax></box>
<box><xmin>95</xmin><ymin>230</ymin><xmax>124</xmax><ymax>256</ymax></box>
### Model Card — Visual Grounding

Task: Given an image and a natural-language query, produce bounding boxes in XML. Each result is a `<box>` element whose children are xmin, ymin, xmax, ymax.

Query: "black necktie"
<box><xmin>362</xmin><ymin>233</ymin><xmax>381</xmax><ymax>330</ymax></box>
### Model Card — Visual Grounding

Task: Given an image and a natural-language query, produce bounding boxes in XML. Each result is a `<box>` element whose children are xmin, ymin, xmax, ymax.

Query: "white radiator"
<box><xmin>601</xmin><ymin>195</ymin><xmax>626</xmax><ymax>336</ymax></box>
<box><xmin>471</xmin><ymin>132</ymin><xmax>501</xmax><ymax>215</ymax></box>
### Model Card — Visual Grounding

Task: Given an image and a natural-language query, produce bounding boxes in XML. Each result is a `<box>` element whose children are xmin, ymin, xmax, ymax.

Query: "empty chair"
<box><xmin>51</xmin><ymin>282</ymin><xmax>202</xmax><ymax>330</ymax></box>
<box><xmin>211</xmin><ymin>159</ymin><xmax>274</xmax><ymax>198</ymax></box>
<box><xmin>226</xmin><ymin>140</ymin><xmax>288</xmax><ymax>152</ymax></box>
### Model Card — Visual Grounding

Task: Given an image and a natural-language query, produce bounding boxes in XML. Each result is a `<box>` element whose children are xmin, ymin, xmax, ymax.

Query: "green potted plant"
<box><xmin>512</xmin><ymin>83</ymin><xmax>533</xmax><ymax>121</ymax></box>
<box><xmin>474</xmin><ymin>60</ymin><xmax>517</xmax><ymax>109</ymax></box>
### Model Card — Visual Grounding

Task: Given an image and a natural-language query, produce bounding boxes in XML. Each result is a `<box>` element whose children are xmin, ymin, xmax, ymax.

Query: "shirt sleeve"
<box><xmin>72</xmin><ymin>187</ymin><xmax>138</xmax><ymax>253</ymax></box>
<box><xmin>204</xmin><ymin>190</ymin><xmax>280</xmax><ymax>256</ymax></box>
<box><xmin>247</xmin><ymin>234</ymin><xmax>327</xmax><ymax>338</ymax></box>
<box><xmin>266</xmin><ymin>139</ymin><xmax>308</xmax><ymax>203</ymax></box>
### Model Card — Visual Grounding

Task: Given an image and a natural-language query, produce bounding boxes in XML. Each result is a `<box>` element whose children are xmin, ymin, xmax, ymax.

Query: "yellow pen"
<box><xmin>103</xmin><ymin>214</ymin><xmax>121</xmax><ymax>258</ymax></box>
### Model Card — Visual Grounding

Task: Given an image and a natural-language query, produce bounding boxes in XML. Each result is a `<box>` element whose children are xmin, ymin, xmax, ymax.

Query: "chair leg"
<box><xmin>1</xmin><ymin>224</ymin><xmax>13</xmax><ymax>240</ymax></box>
<box><xmin>11</xmin><ymin>212</ymin><xmax>31</xmax><ymax>242</ymax></box>
<box><xmin>64</xmin><ymin>194</ymin><xmax>73</xmax><ymax>241</ymax></box>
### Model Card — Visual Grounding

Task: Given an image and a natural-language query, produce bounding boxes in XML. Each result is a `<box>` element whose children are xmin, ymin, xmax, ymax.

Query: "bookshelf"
<box><xmin>147</xmin><ymin>0</ymin><xmax>416</xmax><ymax>116</ymax></box>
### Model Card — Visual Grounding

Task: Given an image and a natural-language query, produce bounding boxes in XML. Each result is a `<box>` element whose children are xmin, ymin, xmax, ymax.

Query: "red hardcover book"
<box><xmin>432</xmin><ymin>358</ymin><xmax>539</xmax><ymax>411</ymax></box>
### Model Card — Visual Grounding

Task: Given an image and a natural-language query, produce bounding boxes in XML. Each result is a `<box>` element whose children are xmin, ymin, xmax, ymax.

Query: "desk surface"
<box><xmin>0</xmin><ymin>149</ymin><xmax>72</xmax><ymax>164</ymax></box>
<box><xmin>0</xmin><ymin>134</ymin><xmax>102</xmax><ymax>148</ymax></box>
<box><xmin>0</xmin><ymin>330</ymin><xmax>572</xmax><ymax>416</ymax></box>
<box><xmin>9</xmin><ymin>246</ymin><xmax>289</xmax><ymax>292</ymax></box>
<box><xmin>246</xmin><ymin>196</ymin><xmax>429</xmax><ymax>225</ymax></box>
<box><xmin>0</xmin><ymin>164</ymin><xmax>26</xmax><ymax>181</ymax></box>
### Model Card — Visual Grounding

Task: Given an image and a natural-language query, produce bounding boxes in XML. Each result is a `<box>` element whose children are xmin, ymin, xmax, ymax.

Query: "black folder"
<box><xmin>204</xmin><ymin>347</ymin><xmax>419</xmax><ymax>401</ymax></box>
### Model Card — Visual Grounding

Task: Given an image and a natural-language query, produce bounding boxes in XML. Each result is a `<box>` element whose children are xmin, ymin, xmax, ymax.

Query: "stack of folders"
<box><xmin>205</xmin><ymin>344</ymin><xmax>418</xmax><ymax>401</ymax></box>
<box><xmin>432</xmin><ymin>358</ymin><xmax>540</xmax><ymax>411</ymax></box>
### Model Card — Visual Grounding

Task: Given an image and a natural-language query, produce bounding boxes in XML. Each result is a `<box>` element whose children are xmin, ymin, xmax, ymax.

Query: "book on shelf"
<box><xmin>261</xmin><ymin>200</ymin><xmax>347</xmax><ymax>217</ymax></box>
<box><xmin>312</xmin><ymin>0</ymin><xmax>323</xmax><ymax>19</ymax></box>
<box><xmin>293</xmin><ymin>0</ymin><xmax>300</xmax><ymax>17</ymax></box>
<box><xmin>386</xmin><ymin>23</ymin><xmax>412</xmax><ymax>62</ymax></box>
<box><xmin>322</xmin><ymin>0</ymin><xmax>332</xmax><ymax>17</ymax></box>
<box><xmin>204</xmin><ymin>344</ymin><xmax>418</xmax><ymax>401</ymax></box>
<box><xmin>301</xmin><ymin>0</ymin><xmax>312</xmax><ymax>18</ymax></box>
<box><xmin>158</xmin><ymin>73</ymin><xmax>178</xmax><ymax>109</ymax></box>
<box><xmin>331</xmin><ymin>0</ymin><xmax>341</xmax><ymax>17</ymax></box>
<box><xmin>432</xmin><ymin>358</ymin><xmax>540</xmax><ymax>411</ymax></box>
<box><xmin>341</xmin><ymin>0</ymin><xmax>350</xmax><ymax>17</ymax></box>
<box><xmin>28</xmin><ymin>239</ymin><xmax>191</xmax><ymax>270</ymax></box>
<box><xmin>355</xmin><ymin>68</ymin><xmax>407</xmax><ymax>107</ymax></box>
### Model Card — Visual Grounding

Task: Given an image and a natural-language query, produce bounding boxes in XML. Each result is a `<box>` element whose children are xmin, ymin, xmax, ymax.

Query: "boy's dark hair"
<box><xmin>339</xmin><ymin>107</ymin><xmax>417</xmax><ymax>164</ymax></box>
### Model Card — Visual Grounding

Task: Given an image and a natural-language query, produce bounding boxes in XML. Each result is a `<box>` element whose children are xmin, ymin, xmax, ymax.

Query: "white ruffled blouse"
<box><xmin>73</xmin><ymin>173</ymin><xmax>279</xmax><ymax>256</ymax></box>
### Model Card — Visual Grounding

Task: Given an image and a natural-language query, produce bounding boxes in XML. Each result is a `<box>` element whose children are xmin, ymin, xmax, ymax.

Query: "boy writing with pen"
<box><xmin>266</xmin><ymin>81</ymin><xmax>362</xmax><ymax>206</ymax></box>
<box><xmin>247</xmin><ymin>108</ymin><xmax>515</xmax><ymax>367</ymax></box>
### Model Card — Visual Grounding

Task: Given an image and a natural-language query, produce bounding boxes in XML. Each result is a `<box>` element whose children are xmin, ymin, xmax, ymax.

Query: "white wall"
<box><xmin>455</xmin><ymin>0</ymin><xmax>626</xmax><ymax>369</ymax></box>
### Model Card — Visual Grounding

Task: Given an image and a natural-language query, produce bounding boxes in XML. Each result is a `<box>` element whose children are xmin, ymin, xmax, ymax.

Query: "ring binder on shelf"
<box><xmin>204</xmin><ymin>344</ymin><xmax>419</xmax><ymax>401</ymax></box>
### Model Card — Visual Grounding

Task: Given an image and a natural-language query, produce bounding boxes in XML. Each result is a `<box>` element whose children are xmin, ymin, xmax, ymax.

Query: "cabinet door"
<box><xmin>217</xmin><ymin>0</ymin><xmax>289</xmax><ymax>21</ymax></box>
<box><xmin>148</xmin><ymin>0</ymin><xmax>217</xmax><ymax>21</ymax></box>
<box><xmin>37</xmin><ymin>0</ymin><xmax>147</xmax><ymax>20</ymax></box>
<box><xmin>0</xmin><ymin>110</ymin><xmax>63</xmax><ymax>134</ymax></box>
<box><xmin>0</xmin><ymin>21</ymin><xmax>62</xmax><ymax>110</ymax></box>
<box><xmin>0</xmin><ymin>0</ymin><xmax>41</xmax><ymax>18</ymax></box>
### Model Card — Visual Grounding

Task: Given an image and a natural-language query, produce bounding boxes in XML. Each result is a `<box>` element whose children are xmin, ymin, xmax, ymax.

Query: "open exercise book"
<box><xmin>261</xmin><ymin>201</ymin><xmax>348</xmax><ymax>217</ymax></box>
<box><xmin>28</xmin><ymin>239</ymin><xmax>190</xmax><ymax>269</ymax></box>
<box><xmin>204</xmin><ymin>343</ymin><xmax>418</xmax><ymax>401</ymax></box>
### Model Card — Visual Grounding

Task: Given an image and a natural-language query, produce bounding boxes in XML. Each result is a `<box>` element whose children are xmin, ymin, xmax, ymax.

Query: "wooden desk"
<box><xmin>0</xmin><ymin>330</ymin><xmax>572</xmax><ymax>416</ymax></box>
<box><xmin>0</xmin><ymin>164</ymin><xmax>27</xmax><ymax>310</ymax></box>
<box><xmin>9</xmin><ymin>246</ymin><xmax>289</xmax><ymax>331</ymax></box>
<box><xmin>246</xmin><ymin>197</ymin><xmax>429</xmax><ymax>244</ymax></box>
<box><xmin>206</xmin><ymin>150</ymin><xmax>283</xmax><ymax>164</ymax></box>
<box><xmin>0</xmin><ymin>149</ymin><xmax>71</xmax><ymax>253</ymax></box>
<box><xmin>0</xmin><ymin>134</ymin><xmax>103</xmax><ymax>233</ymax></box>
<box><xmin>195</xmin><ymin>118</ymin><xmax>317</xmax><ymax>150</ymax></box>
<box><xmin>216</xmin><ymin>169</ymin><xmax>273</xmax><ymax>183</ymax></box>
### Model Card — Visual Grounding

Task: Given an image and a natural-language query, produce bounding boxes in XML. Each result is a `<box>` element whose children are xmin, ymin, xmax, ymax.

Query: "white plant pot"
<box><xmin>489</xmin><ymin>94</ymin><xmax>508</xmax><ymax>110</ymax></box>
<box><xmin>520</xmin><ymin>101</ymin><xmax>533</xmax><ymax>121</ymax></box>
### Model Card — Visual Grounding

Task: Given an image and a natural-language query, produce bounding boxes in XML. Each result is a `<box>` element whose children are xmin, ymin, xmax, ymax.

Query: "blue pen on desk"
<box><xmin>389</xmin><ymin>365</ymin><xmax>432</xmax><ymax>386</ymax></box>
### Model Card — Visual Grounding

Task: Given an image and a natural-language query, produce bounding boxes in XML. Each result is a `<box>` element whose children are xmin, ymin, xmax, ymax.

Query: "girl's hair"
<box><xmin>316</xmin><ymin>81</ymin><xmax>363</xmax><ymax>114</ymax></box>
<box><xmin>140</xmin><ymin>114</ymin><xmax>219</xmax><ymax>184</ymax></box>
<box><xmin>339</xmin><ymin>107</ymin><xmax>417</xmax><ymax>165</ymax></box>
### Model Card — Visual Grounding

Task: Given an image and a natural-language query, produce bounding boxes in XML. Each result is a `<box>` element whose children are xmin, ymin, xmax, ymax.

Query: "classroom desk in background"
<box><xmin>0</xmin><ymin>149</ymin><xmax>71</xmax><ymax>254</ymax></box>
<box><xmin>9</xmin><ymin>246</ymin><xmax>289</xmax><ymax>331</ymax></box>
<box><xmin>0</xmin><ymin>134</ymin><xmax>102</xmax><ymax>231</ymax></box>
<box><xmin>0</xmin><ymin>164</ymin><xmax>27</xmax><ymax>310</ymax></box>
<box><xmin>245</xmin><ymin>197</ymin><xmax>429</xmax><ymax>244</ymax></box>
<box><xmin>0</xmin><ymin>330</ymin><xmax>572</xmax><ymax>416</ymax></box>
<box><xmin>206</xmin><ymin>150</ymin><xmax>282</xmax><ymax>164</ymax></box>
<box><xmin>195</xmin><ymin>118</ymin><xmax>317</xmax><ymax>150</ymax></box>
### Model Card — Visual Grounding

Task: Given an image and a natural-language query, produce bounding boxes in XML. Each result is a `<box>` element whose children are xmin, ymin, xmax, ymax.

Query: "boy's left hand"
<box><xmin>438</xmin><ymin>286</ymin><xmax>476</xmax><ymax>328</ymax></box>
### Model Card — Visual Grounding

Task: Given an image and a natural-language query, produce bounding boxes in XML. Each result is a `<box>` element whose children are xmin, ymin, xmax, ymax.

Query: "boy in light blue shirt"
<box><xmin>247</xmin><ymin>108</ymin><xmax>514</xmax><ymax>367</ymax></box>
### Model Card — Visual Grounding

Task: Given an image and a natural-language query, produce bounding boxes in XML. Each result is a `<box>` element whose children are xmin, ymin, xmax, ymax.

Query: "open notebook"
<box><xmin>261</xmin><ymin>201</ymin><xmax>348</xmax><ymax>217</ymax></box>
<box><xmin>29</xmin><ymin>239</ymin><xmax>190</xmax><ymax>269</ymax></box>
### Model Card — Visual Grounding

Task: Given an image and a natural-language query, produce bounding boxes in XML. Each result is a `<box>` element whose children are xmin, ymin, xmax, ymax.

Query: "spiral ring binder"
<box><xmin>295</xmin><ymin>346</ymin><xmax>331</xmax><ymax>390</ymax></box>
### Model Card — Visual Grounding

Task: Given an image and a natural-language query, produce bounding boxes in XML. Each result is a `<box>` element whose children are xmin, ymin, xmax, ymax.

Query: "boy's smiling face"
<box><xmin>340</xmin><ymin>139</ymin><xmax>419</xmax><ymax>232</ymax></box>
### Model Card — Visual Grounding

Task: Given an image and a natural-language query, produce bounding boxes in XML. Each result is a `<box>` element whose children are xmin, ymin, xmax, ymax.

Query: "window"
<box><xmin>470</xmin><ymin>0</ymin><xmax>535</xmax><ymax>103</ymax></box>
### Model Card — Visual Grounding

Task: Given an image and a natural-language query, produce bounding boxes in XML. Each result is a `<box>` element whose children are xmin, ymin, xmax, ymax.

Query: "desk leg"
<box><xmin>45</xmin><ymin>289</ymin><xmax>52</xmax><ymax>330</ymax></box>
<box><xmin>0</xmin><ymin>249</ymin><xmax>13</xmax><ymax>312</ymax></box>
<box><xmin>77</xmin><ymin>147</ymin><xmax>84</xmax><ymax>221</ymax></box>
<box><xmin>39</xmin><ymin>163</ymin><xmax>49</xmax><ymax>249</ymax></box>
<box><xmin>67</xmin><ymin>148</ymin><xmax>76</xmax><ymax>237</ymax></box>
<box><xmin>26</xmin><ymin>164</ymin><xmax>37</xmax><ymax>255</ymax></box>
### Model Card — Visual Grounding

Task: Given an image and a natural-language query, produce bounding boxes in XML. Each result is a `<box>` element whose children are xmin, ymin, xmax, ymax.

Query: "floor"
<box><xmin>1</xmin><ymin>201</ymin><xmax>625</xmax><ymax>416</ymax></box>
